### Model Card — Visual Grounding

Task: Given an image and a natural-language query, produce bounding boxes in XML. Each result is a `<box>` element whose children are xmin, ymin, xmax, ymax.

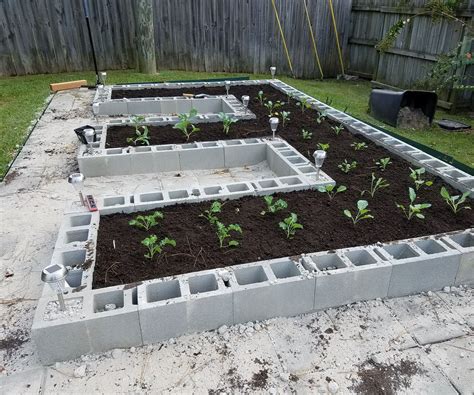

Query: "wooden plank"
<box><xmin>50</xmin><ymin>80</ymin><xmax>88</xmax><ymax>91</ymax></box>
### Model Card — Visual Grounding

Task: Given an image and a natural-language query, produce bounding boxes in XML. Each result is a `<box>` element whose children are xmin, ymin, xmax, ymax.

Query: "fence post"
<box><xmin>135</xmin><ymin>0</ymin><xmax>157</xmax><ymax>74</ymax></box>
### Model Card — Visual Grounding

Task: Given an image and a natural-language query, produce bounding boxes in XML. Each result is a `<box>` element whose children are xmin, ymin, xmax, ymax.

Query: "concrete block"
<box><xmin>381</xmin><ymin>241</ymin><xmax>461</xmax><ymax>297</ymax></box>
<box><xmin>78</xmin><ymin>153</ymin><xmax>107</xmax><ymax>177</ymax></box>
<box><xmin>130</xmin><ymin>146</ymin><xmax>155</xmax><ymax>174</ymax></box>
<box><xmin>138</xmin><ymin>279</ymin><xmax>188</xmax><ymax>344</ymax></box>
<box><xmin>179</xmin><ymin>143</ymin><xmax>225</xmax><ymax>170</ymax></box>
<box><xmin>153</xmin><ymin>146</ymin><xmax>180</xmax><ymax>173</ymax></box>
<box><xmin>103</xmin><ymin>149</ymin><xmax>132</xmax><ymax>176</ymax></box>
<box><xmin>127</xmin><ymin>99</ymin><xmax>159</xmax><ymax>115</ymax></box>
<box><xmin>231</xmin><ymin>259</ymin><xmax>315</xmax><ymax>323</ymax></box>
<box><xmin>266</xmin><ymin>145</ymin><xmax>298</xmax><ymax>177</ymax></box>
<box><xmin>224</xmin><ymin>140</ymin><xmax>266</xmax><ymax>167</ymax></box>
<box><xmin>223</xmin><ymin>182</ymin><xmax>256</xmax><ymax>199</ymax></box>
<box><xmin>442</xmin><ymin>232</ymin><xmax>474</xmax><ymax>286</ymax></box>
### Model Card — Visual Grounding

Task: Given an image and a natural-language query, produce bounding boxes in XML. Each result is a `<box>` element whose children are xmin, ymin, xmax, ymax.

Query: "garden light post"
<box><xmin>84</xmin><ymin>128</ymin><xmax>95</xmax><ymax>154</ymax></box>
<box><xmin>41</xmin><ymin>263</ymin><xmax>70</xmax><ymax>311</ymax></box>
<box><xmin>269</xmin><ymin>117</ymin><xmax>279</xmax><ymax>139</ymax></box>
<box><xmin>68</xmin><ymin>173</ymin><xmax>86</xmax><ymax>206</ymax></box>
<box><xmin>225</xmin><ymin>81</ymin><xmax>231</xmax><ymax>97</ymax></box>
<box><xmin>270</xmin><ymin>66</ymin><xmax>276</xmax><ymax>79</ymax></box>
<box><xmin>99</xmin><ymin>72</ymin><xmax>107</xmax><ymax>85</ymax></box>
<box><xmin>313</xmin><ymin>150</ymin><xmax>326</xmax><ymax>180</ymax></box>
<box><xmin>241</xmin><ymin>95</ymin><xmax>249</xmax><ymax>114</ymax></box>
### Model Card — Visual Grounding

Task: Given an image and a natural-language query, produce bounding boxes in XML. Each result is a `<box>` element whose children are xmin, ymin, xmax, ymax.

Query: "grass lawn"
<box><xmin>0</xmin><ymin>69</ymin><xmax>472</xmax><ymax>180</ymax></box>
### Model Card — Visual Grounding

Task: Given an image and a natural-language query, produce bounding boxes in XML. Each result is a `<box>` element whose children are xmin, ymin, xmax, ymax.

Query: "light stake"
<box><xmin>225</xmin><ymin>80</ymin><xmax>231</xmax><ymax>97</ymax></box>
<box><xmin>313</xmin><ymin>150</ymin><xmax>327</xmax><ymax>180</ymax></box>
<box><xmin>270</xmin><ymin>66</ymin><xmax>276</xmax><ymax>79</ymax></box>
<box><xmin>269</xmin><ymin>117</ymin><xmax>279</xmax><ymax>139</ymax></box>
<box><xmin>41</xmin><ymin>263</ymin><xmax>70</xmax><ymax>311</ymax></box>
<box><xmin>100</xmin><ymin>71</ymin><xmax>107</xmax><ymax>85</ymax></box>
<box><xmin>241</xmin><ymin>95</ymin><xmax>249</xmax><ymax>114</ymax></box>
<box><xmin>68</xmin><ymin>173</ymin><xmax>86</xmax><ymax>206</ymax></box>
<box><xmin>84</xmin><ymin>128</ymin><xmax>95</xmax><ymax>153</ymax></box>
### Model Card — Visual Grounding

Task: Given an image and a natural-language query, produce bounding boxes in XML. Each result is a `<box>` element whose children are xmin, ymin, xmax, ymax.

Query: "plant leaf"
<box><xmin>343</xmin><ymin>209</ymin><xmax>352</xmax><ymax>218</ymax></box>
<box><xmin>357</xmin><ymin>200</ymin><xmax>369</xmax><ymax>211</ymax></box>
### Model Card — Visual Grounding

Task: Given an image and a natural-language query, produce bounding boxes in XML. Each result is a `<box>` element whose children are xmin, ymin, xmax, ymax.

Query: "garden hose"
<box><xmin>328</xmin><ymin>0</ymin><xmax>345</xmax><ymax>76</ymax></box>
<box><xmin>271</xmin><ymin>0</ymin><xmax>294</xmax><ymax>77</ymax></box>
<box><xmin>303</xmin><ymin>0</ymin><xmax>324</xmax><ymax>80</ymax></box>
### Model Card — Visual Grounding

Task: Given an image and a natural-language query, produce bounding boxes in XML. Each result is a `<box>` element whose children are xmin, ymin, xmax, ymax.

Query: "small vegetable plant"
<box><xmin>141</xmin><ymin>235</ymin><xmax>176</xmax><ymax>259</ymax></box>
<box><xmin>440</xmin><ymin>187</ymin><xmax>471</xmax><ymax>214</ymax></box>
<box><xmin>396</xmin><ymin>187</ymin><xmax>431</xmax><ymax>220</ymax></box>
<box><xmin>318</xmin><ymin>184</ymin><xmax>347</xmax><ymax>201</ymax></box>
<box><xmin>376</xmin><ymin>157</ymin><xmax>392</xmax><ymax>171</ymax></box>
<box><xmin>331</xmin><ymin>124</ymin><xmax>344</xmax><ymax>135</ymax></box>
<box><xmin>361</xmin><ymin>173</ymin><xmax>390</xmax><ymax>198</ymax></box>
<box><xmin>338</xmin><ymin>159</ymin><xmax>357</xmax><ymax>173</ymax></box>
<box><xmin>351</xmin><ymin>142</ymin><xmax>368</xmax><ymax>151</ymax></box>
<box><xmin>281</xmin><ymin>111</ymin><xmax>291</xmax><ymax>127</ymax></box>
<box><xmin>264</xmin><ymin>100</ymin><xmax>283</xmax><ymax>117</ymax></box>
<box><xmin>344</xmin><ymin>200</ymin><xmax>374</xmax><ymax>225</ymax></box>
<box><xmin>261</xmin><ymin>195</ymin><xmax>288</xmax><ymax>215</ymax></box>
<box><xmin>257</xmin><ymin>90</ymin><xmax>266</xmax><ymax>105</ymax></box>
<box><xmin>409</xmin><ymin>167</ymin><xmax>433</xmax><ymax>191</ymax></box>
<box><xmin>129</xmin><ymin>211</ymin><xmax>163</xmax><ymax>231</ymax></box>
<box><xmin>316</xmin><ymin>111</ymin><xmax>327</xmax><ymax>124</ymax></box>
<box><xmin>216</xmin><ymin>222</ymin><xmax>242</xmax><ymax>248</ymax></box>
<box><xmin>301</xmin><ymin>129</ymin><xmax>312</xmax><ymax>140</ymax></box>
<box><xmin>317</xmin><ymin>143</ymin><xmax>329</xmax><ymax>152</ymax></box>
<box><xmin>279</xmin><ymin>213</ymin><xmax>303</xmax><ymax>239</ymax></box>
<box><xmin>218</xmin><ymin>112</ymin><xmax>237</xmax><ymax>134</ymax></box>
<box><xmin>296</xmin><ymin>98</ymin><xmax>311</xmax><ymax>113</ymax></box>
<box><xmin>173</xmin><ymin>108</ymin><xmax>200</xmax><ymax>141</ymax></box>
<box><xmin>127</xmin><ymin>116</ymin><xmax>150</xmax><ymax>146</ymax></box>
<box><xmin>199</xmin><ymin>201</ymin><xmax>222</xmax><ymax>225</ymax></box>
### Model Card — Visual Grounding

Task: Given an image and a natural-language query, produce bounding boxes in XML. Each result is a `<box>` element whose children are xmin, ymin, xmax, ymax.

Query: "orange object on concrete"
<box><xmin>50</xmin><ymin>80</ymin><xmax>88</xmax><ymax>92</ymax></box>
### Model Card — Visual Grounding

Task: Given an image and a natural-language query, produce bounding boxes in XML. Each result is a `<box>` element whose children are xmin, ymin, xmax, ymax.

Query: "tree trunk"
<box><xmin>135</xmin><ymin>0</ymin><xmax>156</xmax><ymax>74</ymax></box>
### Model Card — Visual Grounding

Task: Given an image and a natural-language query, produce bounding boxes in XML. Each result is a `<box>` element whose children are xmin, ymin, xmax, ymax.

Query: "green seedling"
<box><xmin>409</xmin><ymin>167</ymin><xmax>433</xmax><ymax>191</ymax></box>
<box><xmin>344</xmin><ymin>200</ymin><xmax>374</xmax><ymax>225</ymax></box>
<box><xmin>361</xmin><ymin>173</ymin><xmax>390</xmax><ymax>198</ymax></box>
<box><xmin>317</xmin><ymin>143</ymin><xmax>329</xmax><ymax>152</ymax></box>
<box><xmin>264</xmin><ymin>100</ymin><xmax>283</xmax><ymax>117</ymax></box>
<box><xmin>216</xmin><ymin>221</ymin><xmax>242</xmax><ymax>248</ymax></box>
<box><xmin>316</xmin><ymin>111</ymin><xmax>327</xmax><ymax>124</ymax></box>
<box><xmin>440</xmin><ymin>187</ymin><xmax>471</xmax><ymax>214</ymax></box>
<box><xmin>129</xmin><ymin>211</ymin><xmax>163</xmax><ymax>231</ymax></box>
<box><xmin>261</xmin><ymin>195</ymin><xmax>288</xmax><ymax>215</ymax></box>
<box><xmin>126</xmin><ymin>124</ymin><xmax>150</xmax><ymax>146</ymax></box>
<box><xmin>141</xmin><ymin>235</ymin><xmax>176</xmax><ymax>259</ymax></box>
<box><xmin>279</xmin><ymin>213</ymin><xmax>303</xmax><ymax>239</ymax></box>
<box><xmin>199</xmin><ymin>201</ymin><xmax>222</xmax><ymax>225</ymax></box>
<box><xmin>173</xmin><ymin>108</ymin><xmax>200</xmax><ymax>141</ymax></box>
<box><xmin>318</xmin><ymin>184</ymin><xmax>347</xmax><ymax>201</ymax></box>
<box><xmin>338</xmin><ymin>159</ymin><xmax>358</xmax><ymax>173</ymax></box>
<box><xmin>257</xmin><ymin>90</ymin><xmax>266</xmax><ymax>105</ymax></box>
<box><xmin>351</xmin><ymin>142</ymin><xmax>368</xmax><ymax>151</ymax></box>
<box><xmin>296</xmin><ymin>98</ymin><xmax>311</xmax><ymax>113</ymax></box>
<box><xmin>281</xmin><ymin>111</ymin><xmax>291</xmax><ymax>127</ymax></box>
<box><xmin>396</xmin><ymin>187</ymin><xmax>431</xmax><ymax>220</ymax></box>
<box><xmin>376</xmin><ymin>157</ymin><xmax>392</xmax><ymax>171</ymax></box>
<box><xmin>331</xmin><ymin>124</ymin><xmax>344</xmax><ymax>135</ymax></box>
<box><xmin>301</xmin><ymin>129</ymin><xmax>312</xmax><ymax>140</ymax></box>
<box><xmin>218</xmin><ymin>112</ymin><xmax>237</xmax><ymax>134</ymax></box>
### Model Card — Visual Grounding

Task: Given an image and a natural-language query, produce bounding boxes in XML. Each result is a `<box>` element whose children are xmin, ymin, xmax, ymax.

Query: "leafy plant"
<box><xmin>331</xmin><ymin>124</ymin><xmax>344</xmax><ymax>135</ymax></box>
<box><xmin>257</xmin><ymin>90</ymin><xmax>266</xmax><ymax>105</ymax></box>
<box><xmin>281</xmin><ymin>111</ymin><xmax>291</xmax><ymax>127</ymax></box>
<box><xmin>199</xmin><ymin>201</ymin><xmax>222</xmax><ymax>225</ymax></box>
<box><xmin>126</xmin><ymin>121</ymin><xmax>150</xmax><ymax>146</ymax></box>
<box><xmin>141</xmin><ymin>235</ymin><xmax>176</xmax><ymax>259</ymax></box>
<box><xmin>279</xmin><ymin>213</ymin><xmax>303</xmax><ymax>239</ymax></box>
<box><xmin>301</xmin><ymin>129</ymin><xmax>312</xmax><ymax>140</ymax></box>
<box><xmin>316</xmin><ymin>111</ymin><xmax>327</xmax><ymax>124</ymax></box>
<box><xmin>216</xmin><ymin>221</ymin><xmax>242</xmax><ymax>248</ymax></box>
<box><xmin>351</xmin><ymin>142</ymin><xmax>368</xmax><ymax>151</ymax></box>
<box><xmin>317</xmin><ymin>143</ymin><xmax>329</xmax><ymax>152</ymax></box>
<box><xmin>261</xmin><ymin>195</ymin><xmax>288</xmax><ymax>215</ymax></box>
<box><xmin>338</xmin><ymin>160</ymin><xmax>357</xmax><ymax>173</ymax></box>
<box><xmin>172</xmin><ymin>108</ymin><xmax>200</xmax><ymax>141</ymax></box>
<box><xmin>296</xmin><ymin>98</ymin><xmax>311</xmax><ymax>113</ymax></box>
<box><xmin>409</xmin><ymin>167</ymin><xmax>433</xmax><ymax>191</ymax></box>
<box><xmin>218</xmin><ymin>112</ymin><xmax>237</xmax><ymax>134</ymax></box>
<box><xmin>361</xmin><ymin>173</ymin><xmax>390</xmax><ymax>198</ymax></box>
<box><xmin>318</xmin><ymin>184</ymin><xmax>347</xmax><ymax>201</ymax></box>
<box><xmin>264</xmin><ymin>100</ymin><xmax>283</xmax><ymax>117</ymax></box>
<box><xmin>129</xmin><ymin>211</ymin><xmax>163</xmax><ymax>231</ymax></box>
<box><xmin>396</xmin><ymin>187</ymin><xmax>431</xmax><ymax>220</ymax></box>
<box><xmin>440</xmin><ymin>186</ymin><xmax>471</xmax><ymax>214</ymax></box>
<box><xmin>344</xmin><ymin>200</ymin><xmax>374</xmax><ymax>225</ymax></box>
<box><xmin>376</xmin><ymin>157</ymin><xmax>392</xmax><ymax>171</ymax></box>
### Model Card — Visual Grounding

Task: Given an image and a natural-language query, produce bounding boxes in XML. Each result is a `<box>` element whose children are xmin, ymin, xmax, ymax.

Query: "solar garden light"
<box><xmin>313</xmin><ymin>150</ymin><xmax>327</xmax><ymax>180</ymax></box>
<box><xmin>99</xmin><ymin>71</ymin><xmax>107</xmax><ymax>85</ymax></box>
<box><xmin>225</xmin><ymin>80</ymin><xmax>231</xmax><ymax>97</ymax></box>
<box><xmin>41</xmin><ymin>263</ymin><xmax>70</xmax><ymax>311</ymax></box>
<box><xmin>270</xmin><ymin>66</ymin><xmax>276</xmax><ymax>79</ymax></box>
<box><xmin>92</xmin><ymin>102</ymin><xmax>99</xmax><ymax>116</ymax></box>
<box><xmin>68</xmin><ymin>173</ymin><xmax>86</xmax><ymax>206</ymax></box>
<box><xmin>84</xmin><ymin>128</ymin><xmax>95</xmax><ymax>153</ymax></box>
<box><xmin>269</xmin><ymin>117</ymin><xmax>279</xmax><ymax>139</ymax></box>
<box><xmin>241</xmin><ymin>95</ymin><xmax>249</xmax><ymax>114</ymax></box>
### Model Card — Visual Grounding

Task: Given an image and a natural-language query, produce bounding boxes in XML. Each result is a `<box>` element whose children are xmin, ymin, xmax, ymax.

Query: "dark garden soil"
<box><xmin>93</xmin><ymin>84</ymin><xmax>474</xmax><ymax>289</ymax></box>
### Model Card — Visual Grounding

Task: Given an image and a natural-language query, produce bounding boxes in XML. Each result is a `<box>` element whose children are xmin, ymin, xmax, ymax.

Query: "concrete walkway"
<box><xmin>1</xmin><ymin>89</ymin><xmax>473</xmax><ymax>394</ymax></box>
